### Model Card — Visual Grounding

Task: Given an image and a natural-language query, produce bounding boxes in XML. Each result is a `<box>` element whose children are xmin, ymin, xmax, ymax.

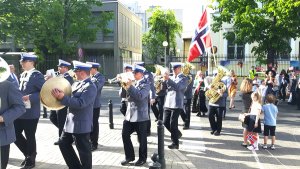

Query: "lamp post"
<box><xmin>163</xmin><ymin>41</ymin><xmax>168</xmax><ymax>67</ymax></box>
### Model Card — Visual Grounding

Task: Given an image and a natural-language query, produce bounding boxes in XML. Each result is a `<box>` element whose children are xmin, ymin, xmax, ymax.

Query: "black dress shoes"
<box><xmin>20</xmin><ymin>159</ymin><xmax>26</xmax><ymax>167</ymax></box>
<box><xmin>168</xmin><ymin>143</ymin><xmax>179</xmax><ymax>149</ymax></box>
<box><xmin>121</xmin><ymin>158</ymin><xmax>135</xmax><ymax>166</ymax></box>
<box><xmin>210</xmin><ymin>130</ymin><xmax>216</xmax><ymax>135</ymax></box>
<box><xmin>214</xmin><ymin>132</ymin><xmax>221</xmax><ymax>136</ymax></box>
<box><xmin>134</xmin><ymin>159</ymin><xmax>146</xmax><ymax>166</ymax></box>
<box><xmin>54</xmin><ymin>139</ymin><xmax>62</xmax><ymax>145</ymax></box>
<box><xmin>21</xmin><ymin>159</ymin><xmax>35</xmax><ymax>169</ymax></box>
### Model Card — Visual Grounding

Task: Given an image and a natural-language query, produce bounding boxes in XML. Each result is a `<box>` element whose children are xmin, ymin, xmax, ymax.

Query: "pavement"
<box><xmin>7</xmin><ymin>85</ymin><xmax>300</xmax><ymax>169</ymax></box>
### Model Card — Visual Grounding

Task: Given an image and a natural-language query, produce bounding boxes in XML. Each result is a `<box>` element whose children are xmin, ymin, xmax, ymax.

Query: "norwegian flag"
<box><xmin>187</xmin><ymin>9</ymin><xmax>212</xmax><ymax>62</ymax></box>
<box><xmin>247</xmin><ymin>133</ymin><xmax>258</xmax><ymax>145</ymax></box>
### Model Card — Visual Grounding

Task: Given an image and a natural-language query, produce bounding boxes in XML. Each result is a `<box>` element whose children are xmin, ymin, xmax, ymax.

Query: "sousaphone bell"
<box><xmin>0</xmin><ymin>57</ymin><xmax>10</xmax><ymax>83</ymax></box>
<box><xmin>40</xmin><ymin>77</ymin><xmax>72</xmax><ymax>110</ymax></box>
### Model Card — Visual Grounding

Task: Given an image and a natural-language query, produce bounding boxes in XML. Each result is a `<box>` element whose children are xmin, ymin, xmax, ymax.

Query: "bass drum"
<box><xmin>40</xmin><ymin>77</ymin><xmax>72</xmax><ymax>110</ymax></box>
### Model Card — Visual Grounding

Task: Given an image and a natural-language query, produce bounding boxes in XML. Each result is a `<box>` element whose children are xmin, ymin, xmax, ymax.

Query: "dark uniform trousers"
<box><xmin>90</xmin><ymin>107</ymin><xmax>100</xmax><ymax>147</ymax></box>
<box><xmin>208</xmin><ymin>106</ymin><xmax>224</xmax><ymax>133</ymax></box>
<box><xmin>14</xmin><ymin>118</ymin><xmax>39</xmax><ymax>161</ymax></box>
<box><xmin>163</xmin><ymin>108</ymin><xmax>181</xmax><ymax>145</ymax></box>
<box><xmin>180</xmin><ymin>99</ymin><xmax>192</xmax><ymax>128</ymax></box>
<box><xmin>120</xmin><ymin>101</ymin><xmax>127</xmax><ymax>116</ymax></box>
<box><xmin>59</xmin><ymin>132</ymin><xmax>92</xmax><ymax>169</ymax></box>
<box><xmin>151</xmin><ymin>95</ymin><xmax>165</xmax><ymax>121</ymax></box>
<box><xmin>49</xmin><ymin>106</ymin><xmax>68</xmax><ymax>137</ymax></box>
<box><xmin>1</xmin><ymin>145</ymin><xmax>10</xmax><ymax>169</ymax></box>
<box><xmin>122</xmin><ymin>120</ymin><xmax>148</xmax><ymax>161</ymax></box>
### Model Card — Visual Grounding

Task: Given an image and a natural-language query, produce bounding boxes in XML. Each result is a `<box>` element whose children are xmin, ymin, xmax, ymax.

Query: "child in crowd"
<box><xmin>245</xmin><ymin>91</ymin><xmax>262</xmax><ymax>150</ymax></box>
<box><xmin>258</xmin><ymin>81</ymin><xmax>267</xmax><ymax>103</ymax></box>
<box><xmin>262</xmin><ymin>94</ymin><xmax>278</xmax><ymax>150</ymax></box>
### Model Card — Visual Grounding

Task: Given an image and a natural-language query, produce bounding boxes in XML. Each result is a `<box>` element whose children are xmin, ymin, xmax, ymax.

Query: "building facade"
<box><xmin>0</xmin><ymin>0</ymin><xmax>143</xmax><ymax>79</ymax></box>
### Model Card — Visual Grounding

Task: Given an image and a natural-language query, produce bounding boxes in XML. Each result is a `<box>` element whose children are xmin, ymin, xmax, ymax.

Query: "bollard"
<box><xmin>108</xmin><ymin>100</ymin><xmax>114</xmax><ymax>129</ymax></box>
<box><xmin>157</xmin><ymin>120</ymin><xmax>165</xmax><ymax>169</ymax></box>
<box><xmin>42</xmin><ymin>106</ymin><xmax>47</xmax><ymax>118</ymax></box>
<box><xmin>149</xmin><ymin>120</ymin><xmax>165</xmax><ymax>169</ymax></box>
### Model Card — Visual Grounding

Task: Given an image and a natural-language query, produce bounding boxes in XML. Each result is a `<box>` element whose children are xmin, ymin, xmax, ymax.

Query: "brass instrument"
<box><xmin>0</xmin><ymin>57</ymin><xmax>10</xmax><ymax>83</ymax></box>
<box><xmin>182</xmin><ymin>62</ymin><xmax>195</xmax><ymax>84</ymax></box>
<box><xmin>40</xmin><ymin>77</ymin><xmax>72</xmax><ymax>110</ymax></box>
<box><xmin>154</xmin><ymin>64</ymin><xmax>168</xmax><ymax>94</ymax></box>
<box><xmin>108</xmin><ymin>72</ymin><xmax>135</xmax><ymax>88</ymax></box>
<box><xmin>205</xmin><ymin>65</ymin><xmax>229</xmax><ymax>104</ymax></box>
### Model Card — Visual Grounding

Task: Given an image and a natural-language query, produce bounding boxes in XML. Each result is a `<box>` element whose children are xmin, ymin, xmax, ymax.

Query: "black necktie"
<box><xmin>20</xmin><ymin>73</ymin><xmax>28</xmax><ymax>91</ymax></box>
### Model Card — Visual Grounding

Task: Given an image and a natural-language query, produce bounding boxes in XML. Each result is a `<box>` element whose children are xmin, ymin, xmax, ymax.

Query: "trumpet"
<box><xmin>108</xmin><ymin>77</ymin><xmax>119</xmax><ymax>84</ymax></box>
<box><xmin>108</xmin><ymin>72</ymin><xmax>135</xmax><ymax>88</ymax></box>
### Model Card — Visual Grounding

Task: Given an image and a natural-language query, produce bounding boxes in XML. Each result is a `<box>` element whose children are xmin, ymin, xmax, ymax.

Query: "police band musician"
<box><xmin>49</xmin><ymin>59</ymin><xmax>74</xmax><ymax>145</ymax></box>
<box><xmin>16</xmin><ymin>53</ymin><xmax>45</xmax><ymax>169</ymax></box>
<box><xmin>51</xmin><ymin>61</ymin><xmax>97</xmax><ymax>169</ymax></box>
<box><xmin>0</xmin><ymin>57</ymin><xmax>26</xmax><ymax>169</ymax></box>
<box><xmin>86</xmin><ymin>61</ymin><xmax>105</xmax><ymax>151</ymax></box>
<box><xmin>135</xmin><ymin>62</ymin><xmax>155</xmax><ymax>136</ymax></box>
<box><xmin>120</xmin><ymin>65</ymin><xmax>150</xmax><ymax>166</ymax></box>
<box><xmin>163</xmin><ymin>62</ymin><xmax>189</xmax><ymax>149</ymax></box>
<box><xmin>119</xmin><ymin>63</ymin><xmax>133</xmax><ymax>116</ymax></box>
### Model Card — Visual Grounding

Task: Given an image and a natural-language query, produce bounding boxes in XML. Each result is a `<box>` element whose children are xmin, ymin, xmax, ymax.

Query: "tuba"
<box><xmin>182</xmin><ymin>62</ymin><xmax>195</xmax><ymax>84</ymax></box>
<box><xmin>205</xmin><ymin>65</ymin><xmax>229</xmax><ymax>104</ymax></box>
<box><xmin>40</xmin><ymin>77</ymin><xmax>72</xmax><ymax>110</ymax></box>
<box><xmin>0</xmin><ymin>57</ymin><xmax>10</xmax><ymax>83</ymax></box>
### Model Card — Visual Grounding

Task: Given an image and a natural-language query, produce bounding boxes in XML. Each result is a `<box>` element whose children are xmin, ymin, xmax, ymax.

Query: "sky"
<box><xmin>119</xmin><ymin>0</ymin><xmax>211</xmax><ymax>36</ymax></box>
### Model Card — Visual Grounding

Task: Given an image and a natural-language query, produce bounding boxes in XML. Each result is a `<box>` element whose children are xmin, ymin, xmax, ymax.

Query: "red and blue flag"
<box><xmin>187</xmin><ymin>9</ymin><xmax>212</xmax><ymax>62</ymax></box>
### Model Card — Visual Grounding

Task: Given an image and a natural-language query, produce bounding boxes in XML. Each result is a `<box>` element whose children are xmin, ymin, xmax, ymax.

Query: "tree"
<box><xmin>143</xmin><ymin>7</ymin><xmax>182</xmax><ymax>63</ymax></box>
<box><xmin>211</xmin><ymin>0</ymin><xmax>300</xmax><ymax>69</ymax></box>
<box><xmin>0</xmin><ymin>0</ymin><xmax>112</xmax><ymax>58</ymax></box>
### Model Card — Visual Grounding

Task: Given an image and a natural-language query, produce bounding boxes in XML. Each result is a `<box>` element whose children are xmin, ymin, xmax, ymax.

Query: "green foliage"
<box><xmin>144</xmin><ymin>64</ymin><xmax>155</xmax><ymax>73</ymax></box>
<box><xmin>143</xmin><ymin>7</ymin><xmax>182</xmax><ymax>63</ymax></box>
<box><xmin>211</xmin><ymin>0</ymin><xmax>300</xmax><ymax>65</ymax></box>
<box><xmin>0</xmin><ymin>0</ymin><xmax>113</xmax><ymax>59</ymax></box>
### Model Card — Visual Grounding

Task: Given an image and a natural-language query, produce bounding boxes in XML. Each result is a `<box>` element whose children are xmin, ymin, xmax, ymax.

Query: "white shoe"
<box><xmin>247</xmin><ymin>145</ymin><xmax>259</xmax><ymax>151</ymax></box>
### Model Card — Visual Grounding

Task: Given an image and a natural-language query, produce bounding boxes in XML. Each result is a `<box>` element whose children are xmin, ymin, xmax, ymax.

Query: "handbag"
<box><xmin>238</xmin><ymin>103</ymin><xmax>252</xmax><ymax>123</ymax></box>
<box><xmin>238</xmin><ymin>114</ymin><xmax>245</xmax><ymax>122</ymax></box>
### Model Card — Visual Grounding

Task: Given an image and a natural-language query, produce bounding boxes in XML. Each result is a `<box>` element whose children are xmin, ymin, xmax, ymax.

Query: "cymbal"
<box><xmin>40</xmin><ymin>77</ymin><xmax>72</xmax><ymax>110</ymax></box>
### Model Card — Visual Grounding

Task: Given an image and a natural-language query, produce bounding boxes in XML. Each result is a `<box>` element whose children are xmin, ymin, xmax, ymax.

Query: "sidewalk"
<box><xmin>7</xmin><ymin>86</ymin><xmax>197</xmax><ymax>169</ymax></box>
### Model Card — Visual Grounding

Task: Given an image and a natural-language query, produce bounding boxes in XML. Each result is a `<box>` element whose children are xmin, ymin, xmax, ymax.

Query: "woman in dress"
<box><xmin>228</xmin><ymin>70</ymin><xmax>238</xmax><ymax>109</ymax></box>
<box><xmin>240</xmin><ymin>78</ymin><xmax>253</xmax><ymax>147</ymax></box>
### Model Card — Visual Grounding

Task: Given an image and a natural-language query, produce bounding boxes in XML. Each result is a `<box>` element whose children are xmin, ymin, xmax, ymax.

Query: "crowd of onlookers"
<box><xmin>191</xmin><ymin>65</ymin><xmax>300</xmax><ymax>151</ymax></box>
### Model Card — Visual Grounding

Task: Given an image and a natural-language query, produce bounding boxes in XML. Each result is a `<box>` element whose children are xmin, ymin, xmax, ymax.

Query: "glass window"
<box><xmin>227</xmin><ymin>33</ymin><xmax>245</xmax><ymax>60</ymax></box>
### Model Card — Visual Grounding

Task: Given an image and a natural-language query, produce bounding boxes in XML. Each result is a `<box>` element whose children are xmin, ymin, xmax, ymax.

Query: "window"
<box><xmin>227</xmin><ymin>33</ymin><xmax>245</xmax><ymax>60</ymax></box>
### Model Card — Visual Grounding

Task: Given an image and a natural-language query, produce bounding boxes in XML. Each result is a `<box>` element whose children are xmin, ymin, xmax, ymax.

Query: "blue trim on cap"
<box><xmin>173</xmin><ymin>65</ymin><xmax>182</xmax><ymax>69</ymax></box>
<box><xmin>73</xmin><ymin>66</ymin><xmax>91</xmax><ymax>71</ymax></box>
<box><xmin>20</xmin><ymin>56</ymin><xmax>37</xmax><ymax>62</ymax></box>
<box><xmin>133</xmin><ymin>68</ymin><xmax>145</xmax><ymax>73</ymax></box>
<box><xmin>58</xmin><ymin>63</ymin><xmax>71</xmax><ymax>67</ymax></box>
<box><xmin>91</xmin><ymin>64</ymin><xmax>99</xmax><ymax>68</ymax></box>
<box><xmin>125</xmin><ymin>66</ymin><xmax>133</xmax><ymax>69</ymax></box>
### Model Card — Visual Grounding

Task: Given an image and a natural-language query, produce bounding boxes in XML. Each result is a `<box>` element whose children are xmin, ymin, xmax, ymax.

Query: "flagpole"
<box><xmin>207</xmin><ymin>7</ymin><xmax>216</xmax><ymax>76</ymax></box>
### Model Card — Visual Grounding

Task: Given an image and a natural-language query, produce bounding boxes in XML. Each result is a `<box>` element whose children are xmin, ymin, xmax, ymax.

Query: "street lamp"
<box><xmin>163</xmin><ymin>41</ymin><xmax>168</xmax><ymax>67</ymax></box>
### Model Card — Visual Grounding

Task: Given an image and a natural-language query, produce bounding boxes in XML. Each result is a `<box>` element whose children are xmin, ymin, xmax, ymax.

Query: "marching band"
<box><xmin>3</xmin><ymin>53</ymin><xmax>299</xmax><ymax>169</ymax></box>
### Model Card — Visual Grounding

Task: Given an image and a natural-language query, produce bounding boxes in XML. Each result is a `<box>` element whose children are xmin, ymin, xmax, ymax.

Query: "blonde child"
<box><xmin>262</xmin><ymin>94</ymin><xmax>278</xmax><ymax>150</ymax></box>
<box><xmin>245</xmin><ymin>91</ymin><xmax>262</xmax><ymax>150</ymax></box>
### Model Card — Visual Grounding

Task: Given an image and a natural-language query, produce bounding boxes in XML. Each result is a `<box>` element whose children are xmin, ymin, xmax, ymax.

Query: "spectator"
<box><xmin>239</xmin><ymin>78</ymin><xmax>253</xmax><ymax>147</ymax></box>
<box><xmin>245</xmin><ymin>92</ymin><xmax>262</xmax><ymax>150</ymax></box>
<box><xmin>262</xmin><ymin>94</ymin><xmax>278</xmax><ymax>150</ymax></box>
<box><xmin>228</xmin><ymin>70</ymin><xmax>238</xmax><ymax>109</ymax></box>
<box><xmin>249</xmin><ymin>66</ymin><xmax>256</xmax><ymax>80</ymax></box>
